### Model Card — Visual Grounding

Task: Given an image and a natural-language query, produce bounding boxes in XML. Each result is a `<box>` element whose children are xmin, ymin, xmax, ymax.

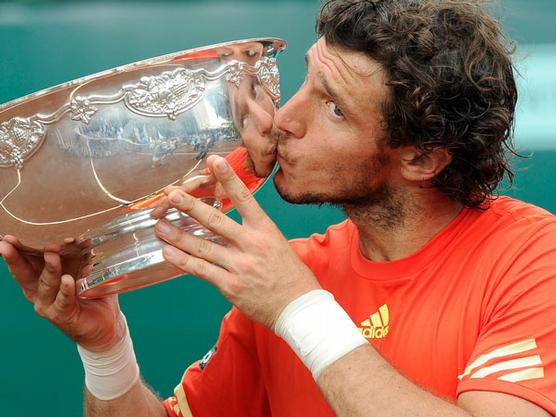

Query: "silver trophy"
<box><xmin>0</xmin><ymin>38</ymin><xmax>286</xmax><ymax>298</ymax></box>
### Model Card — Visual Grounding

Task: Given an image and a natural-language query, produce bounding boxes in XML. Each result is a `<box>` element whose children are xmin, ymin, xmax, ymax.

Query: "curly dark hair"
<box><xmin>317</xmin><ymin>0</ymin><xmax>518</xmax><ymax>207</ymax></box>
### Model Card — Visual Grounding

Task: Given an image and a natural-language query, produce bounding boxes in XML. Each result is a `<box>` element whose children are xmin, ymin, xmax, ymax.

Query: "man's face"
<box><xmin>273</xmin><ymin>38</ymin><xmax>397</xmax><ymax>206</ymax></box>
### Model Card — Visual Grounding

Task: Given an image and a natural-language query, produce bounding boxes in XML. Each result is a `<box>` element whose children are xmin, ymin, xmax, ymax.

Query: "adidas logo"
<box><xmin>359</xmin><ymin>304</ymin><xmax>389</xmax><ymax>339</ymax></box>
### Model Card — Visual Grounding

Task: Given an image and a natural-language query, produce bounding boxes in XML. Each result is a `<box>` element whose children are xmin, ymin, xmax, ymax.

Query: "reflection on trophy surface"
<box><xmin>220</xmin><ymin>42</ymin><xmax>279</xmax><ymax>179</ymax></box>
<box><xmin>0</xmin><ymin>38</ymin><xmax>286</xmax><ymax>298</ymax></box>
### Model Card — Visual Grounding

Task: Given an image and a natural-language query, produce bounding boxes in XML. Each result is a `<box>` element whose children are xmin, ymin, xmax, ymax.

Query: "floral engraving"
<box><xmin>226</xmin><ymin>61</ymin><xmax>246</xmax><ymax>88</ymax></box>
<box><xmin>256</xmin><ymin>57</ymin><xmax>280</xmax><ymax>103</ymax></box>
<box><xmin>0</xmin><ymin>117</ymin><xmax>46</xmax><ymax>169</ymax></box>
<box><xmin>69</xmin><ymin>96</ymin><xmax>98</xmax><ymax>124</ymax></box>
<box><xmin>123</xmin><ymin>68</ymin><xmax>206</xmax><ymax>120</ymax></box>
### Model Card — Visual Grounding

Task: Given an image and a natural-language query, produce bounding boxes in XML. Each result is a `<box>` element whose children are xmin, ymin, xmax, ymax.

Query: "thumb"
<box><xmin>52</xmin><ymin>274</ymin><xmax>78</xmax><ymax>317</ymax></box>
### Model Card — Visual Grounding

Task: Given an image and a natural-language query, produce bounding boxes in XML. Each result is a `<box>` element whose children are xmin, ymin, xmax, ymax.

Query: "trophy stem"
<box><xmin>77</xmin><ymin>198</ymin><xmax>222</xmax><ymax>298</ymax></box>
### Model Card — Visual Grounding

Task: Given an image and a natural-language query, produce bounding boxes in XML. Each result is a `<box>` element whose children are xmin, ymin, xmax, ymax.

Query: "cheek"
<box><xmin>315</xmin><ymin>144</ymin><xmax>384</xmax><ymax>186</ymax></box>
<box><xmin>296</xmin><ymin>150</ymin><xmax>352</xmax><ymax>186</ymax></box>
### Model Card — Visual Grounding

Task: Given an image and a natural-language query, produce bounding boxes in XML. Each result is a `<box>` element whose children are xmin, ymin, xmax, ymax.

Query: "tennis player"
<box><xmin>1</xmin><ymin>1</ymin><xmax>555</xmax><ymax>416</ymax></box>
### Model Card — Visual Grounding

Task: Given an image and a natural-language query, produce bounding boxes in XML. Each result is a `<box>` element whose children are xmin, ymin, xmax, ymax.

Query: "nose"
<box><xmin>247</xmin><ymin>99</ymin><xmax>273</xmax><ymax>136</ymax></box>
<box><xmin>274</xmin><ymin>88</ymin><xmax>307</xmax><ymax>139</ymax></box>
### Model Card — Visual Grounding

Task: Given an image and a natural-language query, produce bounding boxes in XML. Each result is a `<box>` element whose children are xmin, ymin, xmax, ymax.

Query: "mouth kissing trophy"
<box><xmin>0</xmin><ymin>38</ymin><xmax>286</xmax><ymax>298</ymax></box>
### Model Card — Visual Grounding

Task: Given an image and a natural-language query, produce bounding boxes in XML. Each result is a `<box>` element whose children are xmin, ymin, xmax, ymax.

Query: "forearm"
<box><xmin>79</xmin><ymin>312</ymin><xmax>168</xmax><ymax>417</ymax></box>
<box><xmin>85</xmin><ymin>378</ymin><xmax>167</xmax><ymax>417</ymax></box>
<box><xmin>274</xmin><ymin>291</ymin><xmax>471</xmax><ymax>417</ymax></box>
<box><xmin>318</xmin><ymin>344</ymin><xmax>470</xmax><ymax>417</ymax></box>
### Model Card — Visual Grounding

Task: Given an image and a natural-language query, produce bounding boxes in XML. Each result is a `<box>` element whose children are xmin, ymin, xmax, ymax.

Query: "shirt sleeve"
<box><xmin>163</xmin><ymin>307</ymin><xmax>269</xmax><ymax>417</ymax></box>
<box><xmin>456</xmin><ymin>221</ymin><xmax>556</xmax><ymax>415</ymax></box>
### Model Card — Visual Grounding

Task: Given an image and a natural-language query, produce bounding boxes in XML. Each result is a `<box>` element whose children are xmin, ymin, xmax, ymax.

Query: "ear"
<box><xmin>398</xmin><ymin>147</ymin><xmax>452</xmax><ymax>182</ymax></box>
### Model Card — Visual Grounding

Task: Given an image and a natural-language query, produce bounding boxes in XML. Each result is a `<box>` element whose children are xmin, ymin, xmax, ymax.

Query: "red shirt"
<box><xmin>164</xmin><ymin>197</ymin><xmax>556</xmax><ymax>416</ymax></box>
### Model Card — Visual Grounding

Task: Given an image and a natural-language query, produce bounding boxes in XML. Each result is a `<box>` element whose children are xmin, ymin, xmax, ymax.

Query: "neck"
<box><xmin>344</xmin><ymin>188</ymin><xmax>463</xmax><ymax>262</ymax></box>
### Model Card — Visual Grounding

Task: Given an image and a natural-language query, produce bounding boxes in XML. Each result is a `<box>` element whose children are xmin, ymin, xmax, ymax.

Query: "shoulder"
<box><xmin>473</xmin><ymin>197</ymin><xmax>556</xmax><ymax>312</ymax></box>
<box><xmin>487</xmin><ymin>196</ymin><xmax>554</xmax><ymax>224</ymax></box>
<box><xmin>472</xmin><ymin>196</ymin><xmax>556</xmax><ymax>271</ymax></box>
<box><xmin>469</xmin><ymin>196</ymin><xmax>556</xmax><ymax>248</ymax></box>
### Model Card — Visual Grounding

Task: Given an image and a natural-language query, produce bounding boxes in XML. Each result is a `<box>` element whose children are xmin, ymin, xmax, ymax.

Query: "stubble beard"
<box><xmin>339</xmin><ymin>183</ymin><xmax>406</xmax><ymax>230</ymax></box>
<box><xmin>273</xmin><ymin>151</ymin><xmax>406</xmax><ymax>231</ymax></box>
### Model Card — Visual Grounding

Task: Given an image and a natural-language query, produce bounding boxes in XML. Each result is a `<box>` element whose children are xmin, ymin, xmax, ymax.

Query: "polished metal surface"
<box><xmin>0</xmin><ymin>38</ymin><xmax>286</xmax><ymax>297</ymax></box>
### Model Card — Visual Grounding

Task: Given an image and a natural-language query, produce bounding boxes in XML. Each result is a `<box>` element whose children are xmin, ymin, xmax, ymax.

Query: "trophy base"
<box><xmin>76</xmin><ymin>198</ymin><xmax>222</xmax><ymax>299</ymax></box>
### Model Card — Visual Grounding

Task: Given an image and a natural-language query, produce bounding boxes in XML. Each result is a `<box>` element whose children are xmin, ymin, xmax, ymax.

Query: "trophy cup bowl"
<box><xmin>0</xmin><ymin>38</ymin><xmax>286</xmax><ymax>298</ymax></box>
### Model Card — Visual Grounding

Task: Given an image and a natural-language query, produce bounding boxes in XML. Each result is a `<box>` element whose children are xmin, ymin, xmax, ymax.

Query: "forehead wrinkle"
<box><xmin>314</xmin><ymin>40</ymin><xmax>369</xmax><ymax>116</ymax></box>
<box><xmin>319</xmin><ymin>37</ymin><xmax>387</xmax><ymax>87</ymax></box>
<box><xmin>324</xmin><ymin>41</ymin><xmax>390</xmax><ymax>112</ymax></box>
<box><xmin>314</xmin><ymin>39</ymin><xmax>352</xmax><ymax>87</ymax></box>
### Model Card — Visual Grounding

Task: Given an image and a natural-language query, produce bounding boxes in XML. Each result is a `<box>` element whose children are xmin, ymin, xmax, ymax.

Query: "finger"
<box><xmin>150</xmin><ymin>186</ymin><xmax>181</xmax><ymax>219</ymax></box>
<box><xmin>155</xmin><ymin>220</ymin><xmax>230</xmax><ymax>268</ymax></box>
<box><xmin>51</xmin><ymin>274</ymin><xmax>77</xmax><ymax>317</ymax></box>
<box><xmin>0</xmin><ymin>235</ymin><xmax>42</xmax><ymax>264</ymax></box>
<box><xmin>164</xmin><ymin>184</ymin><xmax>181</xmax><ymax>195</ymax></box>
<box><xmin>166</xmin><ymin>189</ymin><xmax>242</xmax><ymax>241</ymax></box>
<box><xmin>207</xmin><ymin>155</ymin><xmax>267</xmax><ymax>223</ymax></box>
<box><xmin>162</xmin><ymin>245</ymin><xmax>233</xmax><ymax>290</ymax></box>
<box><xmin>0</xmin><ymin>239</ymin><xmax>40</xmax><ymax>290</ymax></box>
<box><xmin>151</xmin><ymin>174</ymin><xmax>215</xmax><ymax>219</ymax></box>
<box><xmin>150</xmin><ymin>196</ymin><xmax>172</xmax><ymax>219</ymax></box>
<box><xmin>35</xmin><ymin>252</ymin><xmax>63</xmax><ymax>310</ymax></box>
<box><xmin>1</xmin><ymin>234</ymin><xmax>22</xmax><ymax>246</ymax></box>
<box><xmin>181</xmin><ymin>173</ymin><xmax>215</xmax><ymax>191</ymax></box>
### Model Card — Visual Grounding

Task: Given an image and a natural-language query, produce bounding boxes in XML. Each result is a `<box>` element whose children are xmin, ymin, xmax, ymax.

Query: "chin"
<box><xmin>273</xmin><ymin>173</ymin><xmax>297</xmax><ymax>203</ymax></box>
<box><xmin>272</xmin><ymin>174</ymin><xmax>331</xmax><ymax>205</ymax></box>
<box><xmin>273</xmin><ymin>173</ymin><xmax>305</xmax><ymax>204</ymax></box>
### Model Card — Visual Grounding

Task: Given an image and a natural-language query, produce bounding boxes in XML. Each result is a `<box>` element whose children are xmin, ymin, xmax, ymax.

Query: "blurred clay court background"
<box><xmin>0</xmin><ymin>1</ymin><xmax>555</xmax><ymax>415</ymax></box>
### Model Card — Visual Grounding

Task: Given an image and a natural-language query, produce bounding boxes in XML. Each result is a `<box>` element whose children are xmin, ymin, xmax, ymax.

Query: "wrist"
<box><xmin>77</xmin><ymin>312</ymin><xmax>140</xmax><ymax>400</ymax></box>
<box><xmin>273</xmin><ymin>289</ymin><xmax>367</xmax><ymax>380</ymax></box>
<box><xmin>79</xmin><ymin>312</ymin><xmax>127</xmax><ymax>353</ymax></box>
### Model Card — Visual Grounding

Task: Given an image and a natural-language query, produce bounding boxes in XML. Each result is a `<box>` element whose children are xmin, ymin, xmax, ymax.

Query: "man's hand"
<box><xmin>0</xmin><ymin>236</ymin><xmax>124</xmax><ymax>352</ymax></box>
<box><xmin>153</xmin><ymin>155</ymin><xmax>320</xmax><ymax>328</ymax></box>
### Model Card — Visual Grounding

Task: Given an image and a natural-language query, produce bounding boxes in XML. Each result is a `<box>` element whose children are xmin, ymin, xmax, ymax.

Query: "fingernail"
<box><xmin>156</xmin><ymin>221</ymin><xmax>172</xmax><ymax>236</ymax></box>
<box><xmin>169</xmin><ymin>190</ymin><xmax>184</xmax><ymax>204</ymax></box>
<box><xmin>215</xmin><ymin>158</ymin><xmax>229</xmax><ymax>173</ymax></box>
<box><xmin>163</xmin><ymin>245</ymin><xmax>178</xmax><ymax>259</ymax></box>
<box><xmin>60</xmin><ymin>275</ymin><xmax>73</xmax><ymax>293</ymax></box>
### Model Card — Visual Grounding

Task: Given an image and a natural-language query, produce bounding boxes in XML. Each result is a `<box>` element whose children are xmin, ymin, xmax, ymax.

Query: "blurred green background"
<box><xmin>0</xmin><ymin>1</ymin><xmax>555</xmax><ymax>416</ymax></box>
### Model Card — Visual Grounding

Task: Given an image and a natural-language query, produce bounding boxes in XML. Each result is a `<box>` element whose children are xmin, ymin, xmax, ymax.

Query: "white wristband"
<box><xmin>274</xmin><ymin>289</ymin><xmax>367</xmax><ymax>380</ymax></box>
<box><xmin>77</xmin><ymin>312</ymin><xmax>140</xmax><ymax>401</ymax></box>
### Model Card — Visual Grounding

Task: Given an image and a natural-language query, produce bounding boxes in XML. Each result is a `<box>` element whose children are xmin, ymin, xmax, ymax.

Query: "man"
<box><xmin>1</xmin><ymin>1</ymin><xmax>555</xmax><ymax>416</ymax></box>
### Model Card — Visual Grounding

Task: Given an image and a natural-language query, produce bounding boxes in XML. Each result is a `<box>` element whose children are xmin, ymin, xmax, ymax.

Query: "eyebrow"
<box><xmin>320</xmin><ymin>76</ymin><xmax>344</xmax><ymax>107</ymax></box>
<box><xmin>304</xmin><ymin>51</ymin><xmax>350</xmax><ymax>111</ymax></box>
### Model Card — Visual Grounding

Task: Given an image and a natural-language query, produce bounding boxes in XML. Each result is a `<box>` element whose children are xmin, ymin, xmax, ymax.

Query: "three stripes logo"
<box><xmin>359</xmin><ymin>304</ymin><xmax>390</xmax><ymax>339</ymax></box>
<box><xmin>458</xmin><ymin>339</ymin><xmax>544</xmax><ymax>383</ymax></box>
